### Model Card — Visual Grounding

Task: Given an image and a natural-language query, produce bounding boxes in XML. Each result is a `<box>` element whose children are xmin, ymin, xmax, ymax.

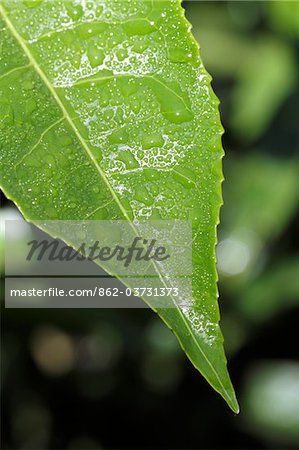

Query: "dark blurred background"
<box><xmin>1</xmin><ymin>1</ymin><xmax>299</xmax><ymax>449</ymax></box>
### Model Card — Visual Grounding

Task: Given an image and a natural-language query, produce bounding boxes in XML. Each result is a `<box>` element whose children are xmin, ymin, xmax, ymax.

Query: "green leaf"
<box><xmin>0</xmin><ymin>0</ymin><xmax>238</xmax><ymax>412</ymax></box>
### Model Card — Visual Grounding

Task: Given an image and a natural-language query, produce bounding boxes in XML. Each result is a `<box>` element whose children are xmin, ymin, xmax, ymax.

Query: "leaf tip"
<box><xmin>225</xmin><ymin>389</ymin><xmax>240</xmax><ymax>414</ymax></box>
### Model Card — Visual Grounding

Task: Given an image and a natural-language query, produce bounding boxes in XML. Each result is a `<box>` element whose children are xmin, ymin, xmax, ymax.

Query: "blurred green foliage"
<box><xmin>243</xmin><ymin>361</ymin><xmax>299</xmax><ymax>444</ymax></box>
<box><xmin>189</xmin><ymin>0</ymin><xmax>298</xmax><ymax>143</ymax></box>
<box><xmin>1</xmin><ymin>1</ymin><xmax>299</xmax><ymax>449</ymax></box>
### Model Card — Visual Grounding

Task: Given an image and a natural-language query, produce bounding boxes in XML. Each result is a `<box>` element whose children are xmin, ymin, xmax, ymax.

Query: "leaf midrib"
<box><xmin>0</xmin><ymin>4</ymin><xmax>236</xmax><ymax>411</ymax></box>
<box><xmin>0</xmin><ymin>4</ymin><xmax>130</xmax><ymax>223</ymax></box>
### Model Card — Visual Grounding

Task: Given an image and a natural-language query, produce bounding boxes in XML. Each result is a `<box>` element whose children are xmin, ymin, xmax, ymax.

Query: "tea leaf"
<box><xmin>0</xmin><ymin>0</ymin><xmax>238</xmax><ymax>412</ymax></box>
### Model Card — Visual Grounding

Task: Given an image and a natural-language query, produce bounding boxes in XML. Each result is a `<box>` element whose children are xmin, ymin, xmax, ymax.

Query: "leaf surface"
<box><xmin>0</xmin><ymin>0</ymin><xmax>238</xmax><ymax>412</ymax></box>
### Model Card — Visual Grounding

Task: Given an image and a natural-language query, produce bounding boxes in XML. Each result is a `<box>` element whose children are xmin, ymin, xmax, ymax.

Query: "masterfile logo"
<box><xmin>26</xmin><ymin>237</ymin><xmax>170</xmax><ymax>267</ymax></box>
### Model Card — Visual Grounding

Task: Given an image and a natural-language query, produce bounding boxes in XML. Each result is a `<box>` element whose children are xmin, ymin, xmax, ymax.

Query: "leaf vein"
<box><xmin>14</xmin><ymin>116</ymin><xmax>65</xmax><ymax>170</ymax></box>
<box><xmin>0</xmin><ymin>4</ymin><xmax>130</xmax><ymax>223</ymax></box>
<box><xmin>0</xmin><ymin>63</ymin><xmax>32</xmax><ymax>82</ymax></box>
